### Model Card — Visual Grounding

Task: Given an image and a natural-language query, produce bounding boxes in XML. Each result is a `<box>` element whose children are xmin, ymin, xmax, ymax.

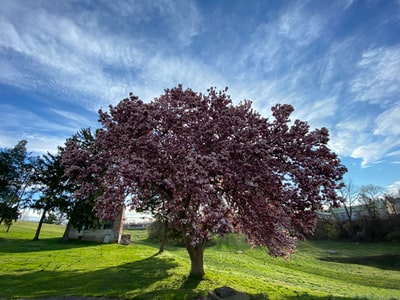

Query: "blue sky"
<box><xmin>0</xmin><ymin>0</ymin><xmax>399</xmax><ymax>194</ymax></box>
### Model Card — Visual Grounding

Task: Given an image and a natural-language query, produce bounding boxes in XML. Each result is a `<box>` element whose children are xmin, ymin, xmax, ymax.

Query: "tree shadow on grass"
<box><xmin>0</xmin><ymin>254</ymin><xmax>178</xmax><ymax>299</ymax></box>
<box><xmin>0</xmin><ymin>237</ymin><xmax>101</xmax><ymax>253</ymax></box>
<box><xmin>319</xmin><ymin>254</ymin><xmax>400</xmax><ymax>271</ymax></box>
<box><xmin>133</xmin><ymin>274</ymin><xmax>205</xmax><ymax>300</ymax></box>
<box><xmin>180</xmin><ymin>275</ymin><xmax>203</xmax><ymax>290</ymax></box>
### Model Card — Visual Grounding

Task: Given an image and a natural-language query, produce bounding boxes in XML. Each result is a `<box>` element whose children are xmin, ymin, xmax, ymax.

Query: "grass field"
<box><xmin>0</xmin><ymin>221</ymin><xmax>399</xmax><ymax>299</ymax></box>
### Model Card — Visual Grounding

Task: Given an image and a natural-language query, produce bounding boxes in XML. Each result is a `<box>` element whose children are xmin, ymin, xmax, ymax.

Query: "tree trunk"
<box><xmin>33</xmin><ymin>208</ymin><xmax>47</xmax><ymax>241</ymax></box>
<box><xmin>62</xmin><ymin>221</ymin><xmax>72</xmax><ymax>243</ymax></box>
<box><xmin>158</xmin><ymin>220</ymin><xmax>168</xmax><ymax>254</ymax></box>
<box><xmin>186</xmin><ymin>241</ymin><xmax>206</xmax><ymax>277</ymax></box>
<box><xmin>344</xmin><ymin>205</ymin><xmax>354</xmax><ymax>236</ymax></box>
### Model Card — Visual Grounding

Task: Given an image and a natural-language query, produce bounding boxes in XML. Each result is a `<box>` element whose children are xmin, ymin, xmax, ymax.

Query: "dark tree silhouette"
<box><xmin>31</xmin><ymin>151</ymin><xmax>71</xmax><ymax>240</ymax></box>
<box><xmin>0</xmin><ymin>140</ymin><xmax>35</xmax><ymax>231</ymax></box>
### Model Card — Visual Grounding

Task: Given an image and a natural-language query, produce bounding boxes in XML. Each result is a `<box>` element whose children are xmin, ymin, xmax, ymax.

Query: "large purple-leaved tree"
<box><xmin>63</xmin><ymin>86</ymin><xmax>347</xmax><ymax>276</ymax></box>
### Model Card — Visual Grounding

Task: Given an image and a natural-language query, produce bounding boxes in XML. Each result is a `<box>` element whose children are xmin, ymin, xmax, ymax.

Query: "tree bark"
<box><xmin>33</xmin><ymin>208</ymin><xmax>47</xmax><ymax>241</ymax></box>
<box><xmin>158</xmin><ymin>220</ymin><xmax>168</xmax><ymax>254</ymax></box>
<box><xmin>62</xmin><ymin>221</ymin><xmax>72</xmax><ymax>243</ymax></box>
<box><xmin>186</xmin><ymin>241</ymin><xmax>206</xmax><ymax>277</ymax></box>
<box><xmin>344</xmin><ymin>205</ymin><xmax>354</xmax><ymax>236</ymax></box>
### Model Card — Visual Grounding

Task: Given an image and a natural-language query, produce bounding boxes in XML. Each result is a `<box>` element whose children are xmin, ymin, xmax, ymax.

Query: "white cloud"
<box><xmin>295</xmin><ymin>97</ymin><xmax>339</xmax><ymax>127</ymax></box>
<box><xmin>351</xmin><ymin>136</ymin><xmax>400</xmax><ymax>167</ymax></box>
<box><xmin>330</xmin><ymin>117</ymin><xmax>372</xmax><ymax>157</ymax></box>
<box><xmin>0</xmin><ymin>1</ymin><xmax>203</xmax><ymax>110</ymax></box>
<box><xmin>374</xmin><ymin>104</ymin><xmax>400</xmax><ymax>136</ymax></box>
<box><xmin>244</xmin><ymin>3</ymin><xmax>327</xmax><ymax>74</ymax></box>
<box><xmin>0</xmin><ymin>104</ymin><xmax>88</xmax><ymax>153</ymax></box>
<box><xmin>0</xmin><ymin>0</ymin><xmax>228</xmax><ymax>152</ymax></box>
<box><xmin>0</xmin><ymin>130</ymin><xmax>65</xmax><ymax>155</ymax></box>
<box><xmin>102</xmin><ymin>0</ymin><xmax>202</xmax><ymax>45</ymax></box>
<box><xmin>351</xmin><ymin>46</ymin><xmax>400</xmax><ymax>106</ymax></box>
<box><xmin>277</xmin><ymin>3</ymin><xmax>325</xmax><ymax>47</ymax></box>
<box><xmin>343</xmin><ymin>0</ymin><xmax>356</xmax><ymax>10</ymax></box>
<box><xmin>0</xmin><ymin>58</ymin><xmax>24</xmax><ymax>86</ymax></box>
<box><xmin>387</xmin><ymin>149</ymin><xmax>400</xmax><ymax>158</ymax></box>
<box><xmin>330</xmin><ymin>105</ymin><xmax>400</xmax><ymax>168</ymax></box>
<box><xmin>233</xmin><ymin>3</ymin><xmax>358</xmax><ymax>133</ymax></box>
<box><xmin>386</xmin><ymin>181</ymin><xmax>400</xmax><ymax>195</ymax></box>
<box><xmin>295</xmin><ymin>42</ymin><xmax>400</xmax><ymax>167</ymax></box>
<box><xmin>351</xmin><ymin>103</ymin><xmax>400</xmax><ymax>166</ymax></box>
<box><xmin>49</xmin><ymin>109</ymin><xmax>95</xmax><ymax>127</ymax></box>
<box><xmin>0</xmin><ymin>16</ymin><xmax>24</xmax><ymax>51</ymax></box>
<box><xmin>160</xmin><ymin>0</ymin><xmax>202</xmax><ymax>45</ymax></box>
<box><xmin>0</xmin><ymin>105</ymin><xmax>67</xmax><ymax>132</ymax></box>
<box><xmin>316</xmin><ymin>37</ymin><xmax>359</xmax><ymax>92</ymax></box>
<box><xmin>0</xmin><ymin>135</ymin><xmax>17</xmax><ymax>150</ymax></box>
<box><xmin>351</xmin><ymin>144</ymin><xmax>384</xmax><ymax>168</ymax></box>
<box><xmin>24</xmin><ymin>134</ymin><xmax>66</xmax><ymax>155</ymax></box>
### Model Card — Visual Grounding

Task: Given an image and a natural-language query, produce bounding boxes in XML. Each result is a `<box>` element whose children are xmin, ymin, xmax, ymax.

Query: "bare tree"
<box><xmin>340</xmin><ymin>180</ymin><xmax>360</xmax><ymax>236</ymax></box>
<box><xmin>384</xmin><ymin>189</ymin><xmax>400</xmax><ymax>238</ymax></box>
<box><xmin>358</xmin><ymin>184</ymin><xmax>386</xmax><ymax>239</ymax></box>
<box><xmin>384</xmin><ymin>189</ymin><xmax>400</xmax><ymax>218</ymax></box>
<box><xmin>334</xmin><ymin>180</ymin><xmax>360</xmax><ymax>237</ymax></box>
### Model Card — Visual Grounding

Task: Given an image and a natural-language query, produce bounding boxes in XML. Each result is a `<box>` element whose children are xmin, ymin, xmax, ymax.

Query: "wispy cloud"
<box><xmin>374</xmin><ymin>104</ymin><xmax>400</xmax><ymax>136</ymax></box>
<box><xmin>351</xmin><ymin>136</ymin><xmax>400</xmax><ymax>168</ymax></box>
<box><xmin>0</xmin><ymin>101</ymin><xmax>100</xmax><ymax>152</ymax></box>
<box><xmin>351</xmin><ymin>46</ymin><xmax>400</xmax><ymax>106</ymax></box>
<box><xmin>0</xmin><ymin>0</ymin><xmax>203</xmax><ymax>110</ymax></box>
<box><xmin>331</xmin><ymin>102</ymin><xmax>400</xmax><ymax>168</ymax></box>
<box><xmin>343</xmin><ymin>0</ymin><xmax>356</xmax><ymax>10</ymax></box>
<box><xmin>240</xmin><ymin>6</ymin><xmax>400</xmax><ymax>169</ymax></box>
<box><xmin>277</xmin><ymin>2</ymin><xmax>326</xmax><ymax>47</ymax></box>
<box><xmin>102</xmin><ymin>0</ymin><xmax>202</xmax><ymax>46</ymax></box>
<box><xmin>387</xmin><ymin>180</ymin><xmax>400</xmax><ymax>195</ymax></box>
<box><xmin>24</xmin><ymin>134</ymin><xmax>67</xmax><ymax>155</ymax></box>
<box><xmin>330</xmin><ymin>117</ymin><xmax>372</xmax><ymax>157</ymax></box>
<box><xmin>0</xmin><ymin>0</ymin><xmax>221</xmax><ymax>154</ymax></box>
<box><xmin>343</xmin><ymin>45</ymin><xmax>400</xmax><ymax>167</ymax></box>
<box><xmin>0</xmin><ymin>105</ymin><xmax>71</xmax><ymax>133</ymax></box>
<box><xmin>49</xmin><ymin>109</ymin><xmax>95</xmax><ymax>128</ymax></box>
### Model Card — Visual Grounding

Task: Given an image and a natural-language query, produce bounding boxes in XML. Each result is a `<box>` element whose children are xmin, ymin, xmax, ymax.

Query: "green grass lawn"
<box><xmin>1</xmin><ymin>221</ymin><xmax>399</xmax><ymax>299</ymax></box>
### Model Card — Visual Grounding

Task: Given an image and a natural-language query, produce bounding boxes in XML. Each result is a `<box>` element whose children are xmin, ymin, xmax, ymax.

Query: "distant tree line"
<box><xmin>313</xmin><ymin>182</ymin><xmax>400</xmax><ymax>242</ymax></box>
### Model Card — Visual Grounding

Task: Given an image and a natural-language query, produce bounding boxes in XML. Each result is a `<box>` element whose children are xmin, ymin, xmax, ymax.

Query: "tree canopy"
<box><xmin>31</xmin><ymin>151</ymin><xmax>71</xmax><ymax>240</ymax></box>
<box><xmin>63</xmin><ymin>86</ymin><xmax>347</xmax><ymax>276</ymax></box>
<box><xmin>60</xmin><ymin>128</ymin><xmax>101</xmax><ymax>243</ymax></box>
<box><xmin>0</xmin><ymin>140</ymin><xmax>36</xmax><ymax>231</ymax></box>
